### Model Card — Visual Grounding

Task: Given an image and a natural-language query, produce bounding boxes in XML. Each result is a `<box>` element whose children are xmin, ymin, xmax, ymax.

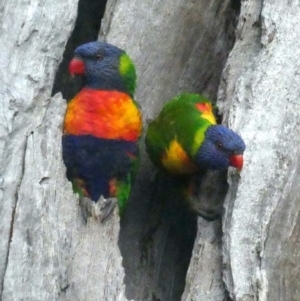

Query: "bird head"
<box><xmin>69</xmin><ymin>41</ymin><xmax>136</xmax><ymax>95</ymax></box>
<box><xmin>195</xmin><ymin>125</ymin><xmax>246</xmax><ymax>171</ymax></box>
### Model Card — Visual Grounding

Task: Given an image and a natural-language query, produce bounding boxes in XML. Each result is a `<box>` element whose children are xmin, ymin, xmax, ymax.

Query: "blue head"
<box><xmin>195</xmin><ymin>125</ymin><xmax>246</xmax><ymax>170</ymax></box>
<box><xmin>69</xmin><ymin>41</ymin><xmax>136</xmax><ymax>95</ymax></box>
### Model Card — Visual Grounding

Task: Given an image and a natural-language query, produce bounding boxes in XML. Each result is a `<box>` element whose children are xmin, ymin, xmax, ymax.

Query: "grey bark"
<box><xmin>1</xmin><ymin>0</ymin><xmax>299</xmax><ymax>300</ymax></box>
<box><xmin>219</xmin><ymin>1</ymin><xmax>300</xmax><ymax>300</ymax></box>
<box><xmin>181</xmin><ymin>219</ymin><xmax>224</xmax><ymax>301</ymax></box>
<box><xmin>0</xmin><ymin>1</ymin><xmax>129</xmax><ymax>300</ymax></box>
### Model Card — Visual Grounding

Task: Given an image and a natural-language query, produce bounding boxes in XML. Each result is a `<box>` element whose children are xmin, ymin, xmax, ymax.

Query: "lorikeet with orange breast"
<box><xmin>62</xmin><ymin>41</ymin><xmax>142</xmax><ymax>218</ymax></box>
<box><xmin>145</xmin><ymin>93</ymin><xmax>245</xmax><ymax>218</ymax></box>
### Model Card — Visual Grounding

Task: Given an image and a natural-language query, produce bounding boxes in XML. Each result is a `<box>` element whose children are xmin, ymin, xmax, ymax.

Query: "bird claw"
<box><xmin>189</xmin><ymin>201</ymin><xmax>221</xmax><ymax>221</ymax></box>
<box><xmin>79</xmin><ymin>196</ymin><xmax>118</xmax><ymax>223</ymax></box>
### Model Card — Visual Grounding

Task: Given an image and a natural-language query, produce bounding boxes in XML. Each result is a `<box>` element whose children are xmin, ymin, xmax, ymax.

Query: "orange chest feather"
<box><xmin>64</xmin><ymin>89</ymin><xmax>142</xmax><ymax>141</ymax></box>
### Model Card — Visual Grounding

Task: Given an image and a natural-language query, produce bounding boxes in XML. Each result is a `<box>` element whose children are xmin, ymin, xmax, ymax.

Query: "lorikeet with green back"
<box><xmin>145</xmin><ymin>93</ymin><xmax>245</xmax><ymax>218</ymax></box>
<box><xmin>62</xmin><ymin>41</ymin><xmax>142</xmax><ymax>218</ymax></box>
<box><xmin>146</xmin><ymin>93</ymin><xmax>245</xmax><ymax>174</ymax></box>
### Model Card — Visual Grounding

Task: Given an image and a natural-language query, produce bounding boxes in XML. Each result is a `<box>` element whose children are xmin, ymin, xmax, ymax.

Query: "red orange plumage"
<box><xmin>64</xmin><ymin>89</ymin><xmax>142</xmax><ymax>141</ymax></box>
<box><xmin>62</xmin><ymin>41</ymin><xmax>142</xmax><ymax>215</ymax></box>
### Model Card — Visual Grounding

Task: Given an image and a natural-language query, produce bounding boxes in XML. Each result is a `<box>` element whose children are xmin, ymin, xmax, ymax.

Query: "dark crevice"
<box><xmin>231</xmin><ymin>0</ymin><xmax>241</xmax><ymax>22</ymax></box>
<box><xmin>223</xmin><ymin>0</ymin><xmax>242</xmax><ymax>64</ymax></box>
<box><xmin>119</xmin><ymin>1</ymin><xmax>242</xmax><ymax>301</ymax></box>
<box><xmin>51</xmin><ymin>0</ymin><xmax>108</xmax><ymax>101</ymax></box>
<box><xmin>224</xmin><ymin>288</ymin><xmax>234</xmax><ymax>301</ymax></box>
<box><xmin>120</xmin><ymin>173</ymin><xmax>198</xmax><ymax>301</ymax></box>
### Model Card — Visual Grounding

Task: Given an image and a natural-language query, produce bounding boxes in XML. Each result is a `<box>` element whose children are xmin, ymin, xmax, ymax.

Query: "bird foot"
<box><xmin>192</xmin><ymin>206</ymin><xmax>221</xmax><ymax>221</ymax></box>
<box><xmin>187</xmin><ymin>195</ymin><xmax>222</xmax><ymax>221</ymax></box>
<box><xmin>79</xmin><ymin>196</ymin><xmax>118</xmax><ymax>223</ymax></box>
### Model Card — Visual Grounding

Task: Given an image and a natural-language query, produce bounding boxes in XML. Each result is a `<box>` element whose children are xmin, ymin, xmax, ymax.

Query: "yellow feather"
<box><xmin>201</xmin><ymin>110</ymin><xmax>216</xmax><ymax>125</ymax></box>
<box><xmin>192</xmin><ymin>105</ymin><xmax>217</xmax><ymax>153</ymax></box>
<box><xmin>162</xmin><ymin>140</ymin><xmax>198</xmax><ymax>174</ymax></box>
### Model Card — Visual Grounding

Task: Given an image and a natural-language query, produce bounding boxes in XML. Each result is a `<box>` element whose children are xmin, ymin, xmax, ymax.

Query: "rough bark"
<box><xmin>181</xmin><ymin>219</ymin><xmax>224</xmax><ymax>301</ymax></box>
<box><xmin>0</xmin><ymin>1</ymin><xmax>129</xmax><ymax>300</ymax></box>
<box><xmin>218</xmin><ymin>1</ymin><xmax>300</xmax><ymax>300</ymax></box>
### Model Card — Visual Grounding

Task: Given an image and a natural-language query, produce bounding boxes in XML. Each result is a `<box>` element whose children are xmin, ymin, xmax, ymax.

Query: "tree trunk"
<box><xmin>1</xmin><ymin>0</ymin><xmax>299</xmax><ymax>300</ymax></box>
<box><xmin>0</xmin><ymin>1</ymin><xmax>128</xmax><ymax>300</ymax></box>
<box><xmin>219</xmin><ymin>1</ymin><xmax>300</xmax><ymax>300</ymax></box>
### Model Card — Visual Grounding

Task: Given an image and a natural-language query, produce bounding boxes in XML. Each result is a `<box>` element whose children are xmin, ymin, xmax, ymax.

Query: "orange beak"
<box><xmin>69</xmin><ymin>58</ymin><xmax>85</xmax><ymax>75</ymax></box>
<box><xmin>229</xmin><ymin>154</ymin><xmax>244</xmax><ymax>171</ymax></box>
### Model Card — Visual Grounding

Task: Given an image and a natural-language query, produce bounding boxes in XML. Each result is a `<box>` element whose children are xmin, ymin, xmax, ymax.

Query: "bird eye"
<box><xmin>216</xmin><ymin>142</ymin><xmax>223</xmax><ymax>150</ymax></box>
<box><xmin>96</xmin><ymin>53</ymin><xmax>103</xmax><ymax>60</ymax></box>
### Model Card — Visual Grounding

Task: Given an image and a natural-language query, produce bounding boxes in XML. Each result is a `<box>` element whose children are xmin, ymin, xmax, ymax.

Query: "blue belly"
<box><xmin>62</xmin><ymin>134</ymin><xmax>139</xmax><ymax>201</ymax></box>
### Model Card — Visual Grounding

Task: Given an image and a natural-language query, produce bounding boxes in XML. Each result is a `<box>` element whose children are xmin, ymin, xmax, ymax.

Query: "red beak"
<box><xmin>68</xmin><ymin>58</ymin><xmax>85</xmax><ymax>75</ymax></box>
<box><xmin>229</xmin><ymin>154</ymin><xmax>244</xmax><ymax>171</ymax></box>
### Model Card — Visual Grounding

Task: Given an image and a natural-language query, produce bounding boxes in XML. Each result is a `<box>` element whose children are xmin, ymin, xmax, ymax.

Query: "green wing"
<box><xmin>145</xmin><ymin>93</ymin><xmax>216</xmax><ymax>173</ymax></box>
<box><xmin>119</xmin><ymin>53</ymin><xmax>137</xmax><ymax>97</ymax></box>
<box><xmin>116</xmin><ymin>139</ymin><xmax>141</xmax><ymax>215</ymax></box>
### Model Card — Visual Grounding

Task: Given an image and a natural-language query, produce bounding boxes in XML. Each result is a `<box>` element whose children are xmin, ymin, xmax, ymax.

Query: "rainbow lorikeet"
<box><xmin>145</xmin><ymin>93</ymin><xmax>245</xmax><ymax>220</ymax></box>
<box><xmin>62</xmin><ymin>41</ymin><xmax>142</xmax><ymax>219</ymax></box>
<box><xmin>145</xmin><ymin>93</ymin><xmax>245</xmax><ymax>175</ymax></box>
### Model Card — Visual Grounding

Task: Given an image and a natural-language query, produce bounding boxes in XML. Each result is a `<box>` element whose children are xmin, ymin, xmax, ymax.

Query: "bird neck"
<box><xmin>84</xmin><ymin>73</ymin><xmax>127</xmax><ymax>93</ymax></box>
<box><xmin>84</xmin><ymin>53</ymin><xmax>136</xmax><ymax>96</ymax></box>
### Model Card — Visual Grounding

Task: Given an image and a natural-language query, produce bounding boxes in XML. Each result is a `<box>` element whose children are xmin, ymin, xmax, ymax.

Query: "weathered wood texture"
<box><xmin>218</xmin><ymin>0</ymin><xmax>300</xmax><ymax>300</ymax></box>
<box><xmin>181</xmin><ymin>219</ymin><xmax>225</xmax><ymax>301</ymax></box>
<box><xmin>0</xmin><ymin>1</ymin><xmax>129</xmax><ymax>300</ymax></box>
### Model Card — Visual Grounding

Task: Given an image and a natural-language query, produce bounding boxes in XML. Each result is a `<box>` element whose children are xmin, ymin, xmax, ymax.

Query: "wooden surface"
<box><xmin>0</xmin><ymin>0</ymin><xmax>129</xmax><ymax>300</ymax></box>
<box><xmin>219</xmin><ymin>0</ymin><xmax>300</xmax><ymax>300</ymax></box>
